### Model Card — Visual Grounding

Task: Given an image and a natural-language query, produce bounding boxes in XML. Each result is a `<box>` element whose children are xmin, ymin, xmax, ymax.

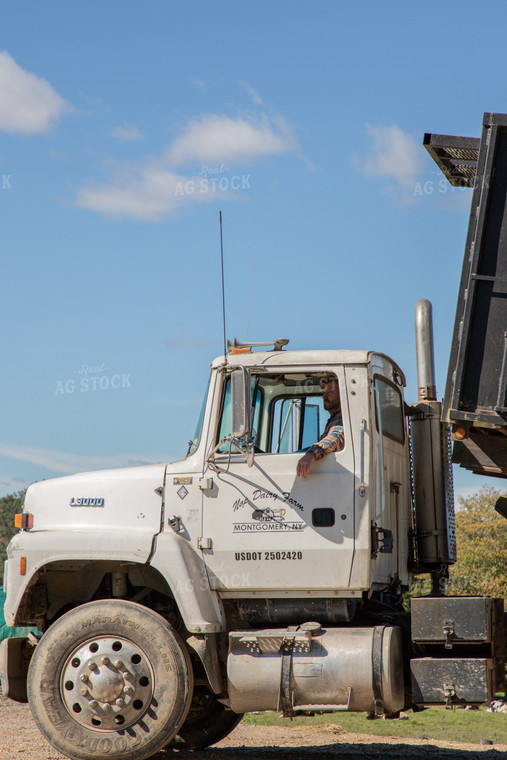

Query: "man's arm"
<box><xmin>296</xmin><ymin>426</ymin><xmax>345</xmax><ymax>479</ymax></box>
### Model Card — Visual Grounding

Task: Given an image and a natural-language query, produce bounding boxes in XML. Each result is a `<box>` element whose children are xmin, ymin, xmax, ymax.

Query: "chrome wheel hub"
<box><xmin>61</xmin><ymin>635</ymin><xmax>154</xmax><ymax>730</ymax></box>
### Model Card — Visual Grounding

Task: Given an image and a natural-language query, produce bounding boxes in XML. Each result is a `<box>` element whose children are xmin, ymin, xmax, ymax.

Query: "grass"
<box><xmin>243</xmin><ymin>706</ymin><xmax>507</xmax><ymax>746</ymax></box>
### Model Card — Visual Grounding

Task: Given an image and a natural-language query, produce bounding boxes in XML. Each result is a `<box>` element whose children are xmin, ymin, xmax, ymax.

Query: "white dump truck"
<box><xmin>1</xmin><ymin>112</ymin><xmax>506</xmax><ymax>760</ymax></box>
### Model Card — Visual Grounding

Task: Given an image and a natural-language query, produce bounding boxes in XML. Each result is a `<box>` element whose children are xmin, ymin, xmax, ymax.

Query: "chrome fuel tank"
<box><xmin>227</xmin><ymin>625</ymin><xmax>404</xmax><ymax>715</ymax></box>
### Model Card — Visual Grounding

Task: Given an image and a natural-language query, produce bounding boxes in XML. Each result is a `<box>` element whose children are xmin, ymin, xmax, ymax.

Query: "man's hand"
<box><xmin>297</xmin><ymin>451</ymin><xmax>314</xmax><ymax>479</ymax></box>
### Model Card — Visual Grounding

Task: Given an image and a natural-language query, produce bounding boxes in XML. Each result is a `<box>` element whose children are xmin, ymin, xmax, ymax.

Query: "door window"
<box><xmin>216</xmin><ymin>372</ymin><xmax>343</xmax><ymax>454</ymax></box>
<box><xmin>374</xmin><ymin>375</ymin><xmax>405</xmax><ymax>443</ymax></box>
<box><xmin>271</xmin><ymin>396</ymin><xmax>324</xmax><ymax>453</ymax></box>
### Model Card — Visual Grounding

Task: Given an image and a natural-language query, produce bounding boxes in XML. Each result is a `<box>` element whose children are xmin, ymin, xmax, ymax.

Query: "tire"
<box><xmin>27</xmin><ymin>600</ymin><xmax>193</xmax><ymax>760</ymax></box>
<box><xmin>167</xmin><ymin>685</ymin><xmax>243</xmax><ymax>750</ymax></box>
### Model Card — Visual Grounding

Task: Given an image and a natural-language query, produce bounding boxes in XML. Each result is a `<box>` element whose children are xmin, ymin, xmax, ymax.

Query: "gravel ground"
<box><xmin>1</xmin><ymin>695</ymin><xmax>507</xmax><ymax>760</ymax></box>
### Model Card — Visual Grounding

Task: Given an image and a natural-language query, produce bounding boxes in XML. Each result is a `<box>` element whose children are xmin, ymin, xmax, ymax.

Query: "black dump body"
<box><xmin>424</xmin><ymin>113</ymin><xmax>507</xmax><ymax>478</ymax></box>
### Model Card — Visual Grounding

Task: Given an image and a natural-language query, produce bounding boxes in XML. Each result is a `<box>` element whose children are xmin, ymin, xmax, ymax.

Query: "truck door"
<box><xmin>372</xmin><ymin>373</ymin><xmax>411</xmax><ymax>588</ymax></box>
<box><xmin>201</xmin><ymin>367</ymin><xmax>356</xmax><ymax>592</ymax></box>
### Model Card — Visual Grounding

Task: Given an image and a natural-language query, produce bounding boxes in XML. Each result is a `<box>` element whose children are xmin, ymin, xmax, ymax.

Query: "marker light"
<box><xmin>454</xmin><ymin>427</ymin><xmax>467</xmax><ymax>440</ymax></box>
<box><xmin>19</xmin><ymin>557</ymin><xmax>27</xmax><ymax>575</ymax></box>
<box><xmin>230</xmin><ymin>348</ymin><xmax>251</xmax><ymax>354</ymax></box>
<box><xmin>15</xmin><ymin>513</ymin><xmax>34</xmax><ymax>530</ymax></box>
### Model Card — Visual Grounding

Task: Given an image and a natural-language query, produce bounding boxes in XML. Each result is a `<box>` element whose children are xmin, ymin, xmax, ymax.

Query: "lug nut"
<box><xmin>124</xmin><ymin>685</ymin><xmax>134</xmax><ymax>695</ymax></box>
<box><xmin>80</xmin><ymin>688</ymin><xmax>88</xmax><ymax>697</ymax></box>
<box><xmin>115</xmin><ymin>698</ymin><xmax>125</xmax><ymax>707</ymax></box>
<box><xmin>101</xmin><ymin>656</ymin><xmax>110</xmax><ymax>665</ymax></box>
<box><xmin>123</xmin><ymin>671</ymin><xmax>132</xmax><ymax>680</ymax></box>
<box><xmin>88</xmin><ymin>661</ymin><xmax>98</xmax><ymax>671</ymax></box>
<box><xmin>102</xmin><ymin>703</ymin><xmax>112</xmax><ymax>712</ymax></box>
<box><xmin>89</xmin><ymin>700</ymin><xmax>98</xmax><ymax>709</ymax></box>
<box><xmin>114</xmin><ymin>660</ymin><xmax>124</xmax><ymax>670</ymax></box>
<box><xmin>80</xmin><ymin>674</ymin><xmax>89</xmax><ymax>683</ymax></box>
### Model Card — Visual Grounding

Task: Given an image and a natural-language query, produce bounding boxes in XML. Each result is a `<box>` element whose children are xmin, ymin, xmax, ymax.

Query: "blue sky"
<box><xmin>0</xmin><ymin>0</ymin><xmax>505</xmax><ymax>500</ymax></box>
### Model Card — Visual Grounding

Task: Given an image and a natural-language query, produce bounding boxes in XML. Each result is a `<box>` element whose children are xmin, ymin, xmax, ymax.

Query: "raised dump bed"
<box><xmin>425</xmin><ymin>113</ymin><xmax>507</xmax><ymax>478</ymax></box>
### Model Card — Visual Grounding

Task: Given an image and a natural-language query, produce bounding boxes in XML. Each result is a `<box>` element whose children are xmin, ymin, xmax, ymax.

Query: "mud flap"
<box><xmin>0</xmin><ymin>636</ymin><xmax>34</xmax><ymax>703</ymax></box>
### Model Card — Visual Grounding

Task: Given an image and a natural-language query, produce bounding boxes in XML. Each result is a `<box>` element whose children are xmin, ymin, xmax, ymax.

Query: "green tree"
<box><xmin>446</xmin><ymin>486</ymin><xmax>507</xmax><ymax>598</ymax></box>
<box><xmin>0</xmin><ymin>491</ymin><xmax>25</xmax><ymax>585</ymax></box>
<box><xmin>405</xmin><ymin>486</ymin><xmax>507</xmax><ymax>606</ymax></box>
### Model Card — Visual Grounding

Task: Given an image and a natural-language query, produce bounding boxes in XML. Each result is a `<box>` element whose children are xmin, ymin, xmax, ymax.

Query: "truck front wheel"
<box><xmin>27</xmin><ymin>600</ymin><xmax>193</xmax><ymax>760</ymax></box>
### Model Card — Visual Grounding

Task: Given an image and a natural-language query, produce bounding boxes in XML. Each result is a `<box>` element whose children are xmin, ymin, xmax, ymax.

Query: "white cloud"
<box><xmin>166</xmin><ymin>113</ymin><xmax>298</xmax><ymax>167</ymax></box>
<box><xmin>190</xmin><ymin>76</ymin><xmax>206</xmax><ymax>90</ymax></box>
<box><xmin>75</xmin><ymin>163</ymin><xmax>219</xmax><ymax>221</ymax></box>
<box><xmin>109</xmin><ymin>122</ymin><xmax>142</xmax><ymax>141</ymax></box>
<box><xmin>146</xmin><ymin>395</ymin><xmax>203</xmax><ymax>408</ymax></box>
<box><xmin>164</xmin><ymin>331</ymin><xmax>213</xmax><ymax>350</ymax></box>
<box><xmin>75</xmin><ymin>112</ymin><xmax>299</xmax><ymax>221</ymax></box>
<box><xmin>0</xmin><ymin>444</ymin><xmax>164</xmax><ymax>476</ymax></box>
<box><xmin>359</xmin><ymin>123</ymin><xmax>422</xmax><ymax>192</ymax></box>
<box><xmin>0</xmin><ymin>474</ymin><xmax>33</xmax><ymax>496</ymax></box>
<box><xmin>0</xmin><ymin>51</ymin><xmax>70</xmax><ymax>134</ymax></box>
<box><xmin>239</xmin><ymin>80</ymin><xmax>264</xmax><ymax>106</ymax></box>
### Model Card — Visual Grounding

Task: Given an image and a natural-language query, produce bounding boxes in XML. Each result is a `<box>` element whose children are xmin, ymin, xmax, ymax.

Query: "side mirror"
<box><xmin>231</xmin><ymin>367</ymin><xmax>251</xmax><ymax>439</ymax></box>
<box><xmin>495</xmin><ymin>496</ymin><xmax>507</xmax><ymax>520</ymax></box>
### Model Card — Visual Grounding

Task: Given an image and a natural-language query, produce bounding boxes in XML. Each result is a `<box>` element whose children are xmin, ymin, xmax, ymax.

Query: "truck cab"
<box><xmin>187</xmin><ymin>346</ymin><xmax>411</xmax><ymax>601</ymax></box>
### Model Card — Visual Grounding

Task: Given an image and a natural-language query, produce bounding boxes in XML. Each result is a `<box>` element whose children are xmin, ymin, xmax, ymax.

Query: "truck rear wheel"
<box><xmin>167</xmin><ymin>685</ymin><xmax>243</xmax><ymax>750</ymax></box>
<box><xmin>27</xmin><ymin>600</ymin><xmax>193</xmax><ymax>760</ymax></box>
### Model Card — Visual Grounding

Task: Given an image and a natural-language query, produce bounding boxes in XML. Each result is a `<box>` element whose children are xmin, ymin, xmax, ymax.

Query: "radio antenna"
<box><xmin>219</xmin><ymin>210</ymin><xmax>227</xmax><ymax>362</ymax></box>
<box><xmin>245</xmin><ymin>241</ymin><xmax>256</xmax><ymax>341</ymax></box>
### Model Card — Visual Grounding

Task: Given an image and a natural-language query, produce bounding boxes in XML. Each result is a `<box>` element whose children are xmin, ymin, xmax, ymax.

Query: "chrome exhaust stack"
<box><xmin>409</xmin><ymin>300</ymin><xmax>456</xmax><ymax>579</ymax></box>
<box><xmin>415</xmin><ymin>299</ymin><xmax>437</xmax><ymax>402</ymax></box>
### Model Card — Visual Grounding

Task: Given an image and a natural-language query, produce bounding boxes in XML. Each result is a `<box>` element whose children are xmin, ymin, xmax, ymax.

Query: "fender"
<box><xmin>149</xmin><ymin>531</ymin><xmax>225</xmax><ymax>633</ymax></box>
<box><xmin>4</xmin><ymin>528</ymin><xmax>156</xmax><ymax>626</ymax></box>
<box><xmin>5</xmin><ymin>528</ymin><xmax>225</xmax><ymax>633</ymax></box>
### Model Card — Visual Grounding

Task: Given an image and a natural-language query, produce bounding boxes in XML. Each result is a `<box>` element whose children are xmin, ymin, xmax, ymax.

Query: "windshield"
<box><xmin>186</xmin><ymin>376</ymin><xmax>209</xmax><ymax>457</ymax></box>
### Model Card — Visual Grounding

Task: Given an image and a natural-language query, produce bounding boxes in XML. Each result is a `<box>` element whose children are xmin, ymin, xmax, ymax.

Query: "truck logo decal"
<box><xmin>232</xmin><ymin>489</ymin><xmax>305</xmax><ymax>513</ymax></box>
<box><xmin>177</xmin><ymin>486</ymin><xmax>189</xmax><ymax>500</ymax></box>
<box><xmin>173</xmin><ymin>476</ymin><xmax>192</xmax><ymax>485</ymax></box>
<box><xmin>69</xmin><ymin>497</ymin><xmax>104</xmax><ymax>507</ymax></box>
<box><xmin>252</xmin><ymin>507</ymin><xmax>285</xmax><ymax>523</ymax></box>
